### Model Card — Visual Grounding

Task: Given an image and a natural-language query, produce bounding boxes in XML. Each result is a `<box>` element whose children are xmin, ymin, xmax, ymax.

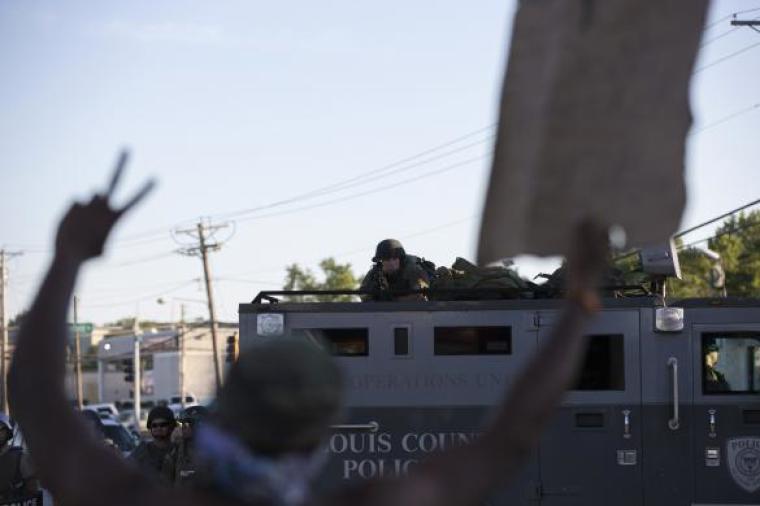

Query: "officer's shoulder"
<box><xmin>404</xmin><ymin>255</ymin><xmax>427</xmax><ymax>272</ymax></box>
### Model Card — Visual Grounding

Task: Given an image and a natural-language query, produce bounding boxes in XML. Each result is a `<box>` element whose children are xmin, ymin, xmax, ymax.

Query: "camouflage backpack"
<box><xmin>429</xmin><ymin>257</ymin><xmax>535</xmax><ymax>300</ymax></box>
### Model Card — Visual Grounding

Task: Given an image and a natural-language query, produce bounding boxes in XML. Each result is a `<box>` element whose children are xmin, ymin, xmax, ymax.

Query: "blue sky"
<box><xmin>2</xmin><ymin>0</ymin><xmax>759</xmax><ymax>324</ymax></box>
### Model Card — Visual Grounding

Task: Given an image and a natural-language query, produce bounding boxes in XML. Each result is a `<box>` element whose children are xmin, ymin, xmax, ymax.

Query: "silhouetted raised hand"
<box><xmin>55</xmin><ymin>150</ymin><xmax>155</xmax><ymax>263</ymax></box>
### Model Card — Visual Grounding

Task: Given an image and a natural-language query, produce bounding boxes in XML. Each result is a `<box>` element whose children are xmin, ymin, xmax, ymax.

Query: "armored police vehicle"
<box><xmin>238</xmin><ymin>255</ymin><xmax>760</xmax><ymax>505</ymax></box>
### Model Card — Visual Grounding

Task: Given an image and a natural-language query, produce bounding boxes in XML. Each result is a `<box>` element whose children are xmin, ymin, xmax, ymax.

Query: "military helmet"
<box><xmin>373</xmin><ymin>239</ymin><xmax>406</xmax><ymax>262</ymax></box>
<box><xmin>148</xmin><ymin>405</ymin><xmax>176</xmax><ymax>429</ymax></box>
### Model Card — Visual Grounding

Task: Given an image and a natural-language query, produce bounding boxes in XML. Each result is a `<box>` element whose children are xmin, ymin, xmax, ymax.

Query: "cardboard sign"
<box><xmin>478</xmin><ymin>0</ymin><xmax>709</xmax><ymax>262</ymax></box>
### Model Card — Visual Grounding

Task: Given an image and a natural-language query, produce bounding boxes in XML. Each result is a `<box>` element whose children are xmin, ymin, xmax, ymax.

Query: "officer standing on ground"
<box><xmin>359</xmin><ymin>239</ymin><xmax>431</xmax><ymax>301</ymax></box>
<box><xmin>162</xmin><ymin>406</ymin><xmax>208</xmax><ymax>486</ymax></box>
<box><xmin>0</xmin><ymin>414</ymin><xmax>39</xmax><ymax>501</ymax></box>
<box><xmin>129</xmin><ymin>406</ymin><xmax>177</xmax><ymax>478</ymax></box>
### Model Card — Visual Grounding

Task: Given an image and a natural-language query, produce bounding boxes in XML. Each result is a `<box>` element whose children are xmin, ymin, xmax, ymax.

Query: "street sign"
<box><xmin>68</xmin><ymin>323</ymin><xmax>93</xmax><ymax>334</ymax></box>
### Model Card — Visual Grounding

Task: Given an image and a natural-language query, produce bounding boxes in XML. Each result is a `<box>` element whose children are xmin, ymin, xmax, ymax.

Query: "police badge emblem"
<box><xmin>727</xmin><ymin>437</ymin><xmax>760</xmax><ymax>493</ymax></box>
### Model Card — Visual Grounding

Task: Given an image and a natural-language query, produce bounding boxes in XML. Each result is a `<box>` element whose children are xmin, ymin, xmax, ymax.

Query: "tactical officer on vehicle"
<box><xmin>0</xmin><ymin>414</ymin><xmax>39</xmax><ymax>501</ymax></box>
<box><xmin>360</xmin><ymin>239</ymin><xmax>432</xmax><ymax>301</ymax></box>
<box><xmin>129</xmin><ymin>406</ymin><xmax>177</xmax><ymax>478</ymax></box>
<box><xmin>162</xmin><ymin>406</ymin><xmax>208</xmax><ymax>487</ymax></box>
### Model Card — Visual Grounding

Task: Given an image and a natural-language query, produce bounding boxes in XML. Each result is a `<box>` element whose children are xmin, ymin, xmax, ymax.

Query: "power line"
<box><xmin>218</xmin><ymin>136</ymin><xmax>493</xmax><ymax>222</ymax></box>
<box><xmin>701</xmin><ymin>13</ymin><xmax>760</xmax><ymax>46</ymax></box>
<box><xmin>613</xmin><ymin>197</ymin><xmax>760</xmax><ymax>263</ymax></box>
<box><xmin>85</xmin><ymin>126</ymin><xmax>494</xmax><ymax>248</ymax></box>
<box><xmin>331</xmin><ymin>215</ymin><xmax>479</xmax><ymax>261</ymax></box>
<box><xmin>106</xmin><ymin>251</ymin><xmax>178</xmax><ymax>268</ymax></box>
<box><xmin>678</xmin><ymin>219</ymin><xmax>760</xmax><ymax>250</ymax></box>
<box><xmin>78</xmin><ymin>280</ymin><xmax>198</xmax><ymax>309</ymax></box>
<box><xmin>703</xmin><ymin>6</ymin><xmax>760</xmax><ymax>30</ymax></box>
<box><xmin>235</xmin><ymin>155</ymin><xmax>486</xmax><ymax>224</ymax></box>
<box><xmin>700</xmin><ymin>26</ymin><xmax>741</xmax><ymax>47</ymax></box>
<box><xmin>215</xmin><ymin>277</ymin><xmax>283</xmax><ymax>287</ymax></box>
<box><xmin>74</xmin><ymin>277</ymin><xmax>201</xmax><ymax>298</ymax></box>
<box><xmin>694</xmin><ymin>39</ymin><xmax>760</xmax><ymax>73</ymax></box>
<box><xmin>222</xmin><ymin>213</ymin><xmax>478</xmax><ymax>279</ymax></box>
<box><xmin>104</xmin><ymin>125</ymin><xmax>495</xmax><ymax>245</ymax></box>
<box><xmin>674</xmin><ymin>197</ymin><xmax>760</xmax><ymax>238</ymax></box>
<box><xmin>691</xmin><ymin>103</ymin><xmax>760</xmax><ymax>134</ymax></box>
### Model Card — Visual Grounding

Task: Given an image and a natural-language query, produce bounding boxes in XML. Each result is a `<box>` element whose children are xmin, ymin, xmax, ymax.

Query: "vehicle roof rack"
<box><xmin>251</xmin><ymin>284</ymin><xmax>651</xmax><ymax>304</ymax></box>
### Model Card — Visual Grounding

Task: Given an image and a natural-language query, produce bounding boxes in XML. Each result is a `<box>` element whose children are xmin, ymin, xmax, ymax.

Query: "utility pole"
<box><xmin>73</xmin><ymin>296</ymin><xmax>84</xmax><ymax>410</ymax></box>
<box><xmin>175</xmin><ymin>220</ymin><xmax>232</xmax><ymax>392</ymax></box>
<box><xmin>0</xmin><ymin>249</ymin><xmax>22</xmax><ymax>415</ymax></box>
<box><xmin>179</xmin><ymin>304</ymin><xmax>186</xmax><ymax>409</ymax></box>
<box><xmin>133</xmin><ymin>318</ymin><xmax>142</xmax><ymax>431</ymax></box>
<box><xmin>197</xmin><ymin>222</ymin><xmax>222</xmax><ymax>390</ymax></box>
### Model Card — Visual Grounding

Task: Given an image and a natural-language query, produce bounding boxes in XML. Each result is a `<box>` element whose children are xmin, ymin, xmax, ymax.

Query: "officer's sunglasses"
<box><xmin>150</xmin><ymin>421</ymin><xmax>171</xmax><ymax>429</ymax></box>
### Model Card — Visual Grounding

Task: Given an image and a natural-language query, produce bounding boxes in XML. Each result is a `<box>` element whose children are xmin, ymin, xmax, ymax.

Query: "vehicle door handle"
<box><xmin>668</xmin><ymin>357</ymin><xmax>680</xmax><ymax>430</ymax></box>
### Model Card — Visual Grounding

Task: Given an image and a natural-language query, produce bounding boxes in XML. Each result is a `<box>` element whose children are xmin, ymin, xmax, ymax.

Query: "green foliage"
<box><xmin>668</xmin><ymin>210</ymin><xmax>760</xmax><ymax>298</ymax></box>
<box><xmin>283</xmin><ymin>258</ymin><xmax>359</xmax><ymax>302</ymax></box>
<box><xmin>667</xmin><ymin>247</ymin><xmax>715</xmax><ymax>298</ymax></box>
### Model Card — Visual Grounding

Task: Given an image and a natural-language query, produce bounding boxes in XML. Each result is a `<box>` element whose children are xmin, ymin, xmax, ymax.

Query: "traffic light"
<box><xmin>123</xmin><ymin>358</ymin><xmax>134</xmax><ymax>383</ymax></box>
<box><xmin>226</xmin><ymin>334</ymin><xmax>239</xmax><ymax>363</ymax></box>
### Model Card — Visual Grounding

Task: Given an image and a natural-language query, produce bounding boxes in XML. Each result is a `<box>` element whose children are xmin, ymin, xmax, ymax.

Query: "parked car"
<box><xmin>167</xmin><ymin>394</ymin><xmax>199</xmax><ymax>416</ymax></box>
<box><xmin>100</xmin><ymin>418</ymin><xmax>137</xmax><ymax>456</ymax></box>
<box><xmin>169</xmin><ymin>394</ymin><xmax>197</xmax><ymax>405</ymax></box>
<box><xmin>83</xmin><ymin>402</ymin><xmax>119</xmax><ymax>418</ymax></box>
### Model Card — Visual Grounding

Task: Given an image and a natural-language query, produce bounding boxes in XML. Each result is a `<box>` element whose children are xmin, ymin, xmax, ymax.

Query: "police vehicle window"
<box><xmin>434</xmin><ymin>326</ymin><xmax>511</xmax><ymax>355</ymax></box>
<box><xmin>394</xmin><ymin>327</ymin><xmax>410</xmax><ymax>356</ymax></box>
<box><xmin>573</xmin><ymin>334</ymin><xmax>625</xmax><ymax>391</ymax></box>
<box><xmin>292</xmin><ymin>328</ymin><xmax>369</xmax><ymax>356</ymax></box>
<box><xmin>702</xmin><ymin>333</ymin><xmax>760</xmax><ymax>395</ymax></box>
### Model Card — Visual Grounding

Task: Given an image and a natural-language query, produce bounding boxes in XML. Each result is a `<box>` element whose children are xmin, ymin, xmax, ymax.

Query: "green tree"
<box><xmin>668</xmin><ymin>210</ymin><xmax>760</xmax><ymax>298</ymax></box>
<box><xmin>283</xmin><ymin>258</ymin><xmax>359</xmax><ymax>302</ymax></box>
<box><xmin>710</xmin><ymin>211</ymin><xmax>760</xmax><ymax>297</ymax></box>
<box><xmin>667</xmin><ymin>246</ymin><xmax>714</xmax><ymax>298</ymax></box>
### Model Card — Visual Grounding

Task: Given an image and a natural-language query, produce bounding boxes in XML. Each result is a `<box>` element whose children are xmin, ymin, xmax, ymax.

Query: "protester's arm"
<box><xmin>364</xmin><ymin>222</ymin><xmax>609</xmax><ymax>506</ymax></box>
<box><xmin>8</xmin><ymin>155</ymin><xmax>156</xmax><ymax>505</ymax></box>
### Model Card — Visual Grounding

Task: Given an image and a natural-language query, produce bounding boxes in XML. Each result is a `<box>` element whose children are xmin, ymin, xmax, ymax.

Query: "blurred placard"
<box><xmin>478</xmin><ymin>0</ymin><xmax>709</xmax><ymax>263</ymax></box>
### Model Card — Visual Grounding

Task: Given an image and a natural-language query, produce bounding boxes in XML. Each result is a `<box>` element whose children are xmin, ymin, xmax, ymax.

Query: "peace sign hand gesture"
<box><xmin>55</xmin><ymin>150</ymin><xmax>156</xmax><ymax>265</ymax></box>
